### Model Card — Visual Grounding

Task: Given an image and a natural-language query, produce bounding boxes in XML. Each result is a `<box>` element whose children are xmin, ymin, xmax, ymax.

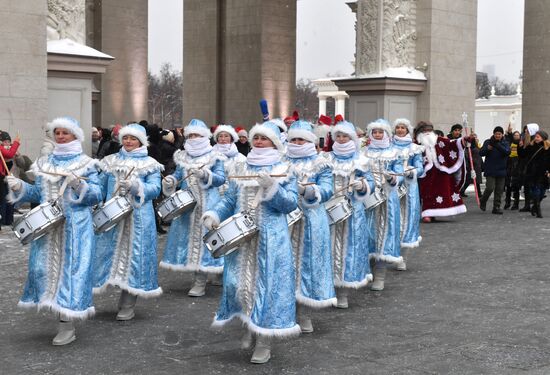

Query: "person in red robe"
<box><xmin>415</xmin><ymin>121</ymin><xmax>472</xmax><ymax>222</ymax></box>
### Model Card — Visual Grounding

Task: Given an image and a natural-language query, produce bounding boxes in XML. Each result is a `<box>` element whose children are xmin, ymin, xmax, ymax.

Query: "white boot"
<box><xmin>240</xmin><ymin>330</ymin><xmax>254</xmax><ymax>350</ymax></box>
<box><xmin>297</xmin><ymin>305</ymin><xmax>314</xmax><ymax>333</ymax></box>
<box><xmin>52</xmin><ymin>321</ymin><xmax>76</xmax><ymax>346</ymax></box>
<box><xmin>370</xmin><ymin>261</ymin><xmax>386</xmax><ymax>291</ymax></box>
<box><xmin>188</xmin><ymin>271</ymin><xmax>207</xmax><ymax>297</ymax></box>
<box><xmin>336</xmin><ymin>288</ymin><xmax>349</xmax><ymax>309</ymax></box>
<box><xmin>396</xmin><ymin>248</ymin><xmax>408</xmax><ymax>271</ymax></box>
<box><xmin>250</xmin><ymin>335</ymin><xmax>271</xmax><ymax>364</ymax></box>
<box><xmin>117</xmin><ymin>290</ymin><xmax>137</xmax><ymax>321</ymax></box>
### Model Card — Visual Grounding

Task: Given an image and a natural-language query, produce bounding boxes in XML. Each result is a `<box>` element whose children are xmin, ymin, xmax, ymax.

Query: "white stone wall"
<box><xmin>0</xmin><ymin>1</ymin><xmax>48</xmax><ymax>160</ymax></box>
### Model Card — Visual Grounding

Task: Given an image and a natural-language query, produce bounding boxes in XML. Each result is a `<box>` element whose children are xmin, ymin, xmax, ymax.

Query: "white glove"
<box><xmin>303</xmin><ymin>185</ymin><xmax>317</xmax><ymax>200</ymax></box>
<box><xmin>6</xmin><ymin>175</ymin><xmax>22</xmax><ymax>191</ymax></box>
<box><xmin>201</xmin><ymin>212</ymin><xmax>220</xmax><ymax>230</ymax></box>
<box><xmin>298</xmin><ymin>184</ymin><xmax>306</xmax><ymax>195</ymax></box>
<box><xmin>190</xmin><ymin>168</ymin><xmax>207</xmax><ymax>180</ymax></box>
<box><xmin>257</xmin><ymin>171</ymin><xmax>275</xmax><ymax>189</ymax></box>
<box><xmin>471</xmin><ymin>170</ymin><xmax>477</xmax><ymax>179</ymax></box>
<box><xmin>65</xmin><ymin>173</ymin><xmax>82</xmax><ymax>190</ymax></box>
<box><xmin>353</xmin><ymin>179</ymin><xmax>367</xmax><ymax>192</ymax></box>
<box><xmin>162</xmin><ymin>175</ymin><xmax>177</xmax><ymax>196</ymax></box>
<box><xmin>120</xmin><ymin>178</ymin><xmax>140</xmax><ymax>194</ymax></box>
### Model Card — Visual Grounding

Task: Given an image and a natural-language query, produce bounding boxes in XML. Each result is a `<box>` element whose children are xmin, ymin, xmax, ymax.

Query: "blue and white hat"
<box><xmin>288</xmin><ymin>120</ymin><xmax>316</xmax><ymax>144</ymax></box>
<box><xmin>249</xmin><ymin>121</ymin><xmax>284</xmax><ymax>151</ymax></box>
<box><xmin>393</xmin><ymin>118</ymin><xmax>414</xmax><ymax>136</ymax></box>
<box><xmin>367</xmin><ymin>118</ymin><xmax>392</xmax><ymax>137</ymax></box>
<box><xmin>332</xmin><ymin>120</ymin><xmax>359</xmax><ymax>147</ymax></box>
<box><xmin>271</xmin><ymin>118</ymin><xmax>288</xmax><ymax>133</ymax></box>
<box><xmin>47</xmin><ymin>117</ymin><xmax>84</xmax><ymax>142</ymax></box>
<box><xmin>214</xmin><ymin>124</ymin><xmax>239</xmax><ymax>142</ymax></box>
<box><xmin>119</xmin><ymin>123</ymin><xmax>149</xmax><ymax>146</ymax></box>
<box><xmin>184</xmin><ymin>118</ymin><xmax>211</xmax><ymax>139</ymax></box>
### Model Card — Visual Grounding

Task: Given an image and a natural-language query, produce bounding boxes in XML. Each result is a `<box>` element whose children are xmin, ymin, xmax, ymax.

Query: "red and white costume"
<box><xmin>417</xmin><ymin>133</ymin><xmax>467</xmax><ymax>218</ymax></box>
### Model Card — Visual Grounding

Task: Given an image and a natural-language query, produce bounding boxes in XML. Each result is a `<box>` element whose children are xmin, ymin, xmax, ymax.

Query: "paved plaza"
<box><xmin>1</xmin><ymin>197</ymin><xmax>549</xmax><ymax>374</ymax></box>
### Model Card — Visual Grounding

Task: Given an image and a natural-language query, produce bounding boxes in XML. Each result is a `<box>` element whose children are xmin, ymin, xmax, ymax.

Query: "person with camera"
<box><xmin>479</xmin><ymin>126</ymin><xmax>511</xmax><ymax>214</ymax></box>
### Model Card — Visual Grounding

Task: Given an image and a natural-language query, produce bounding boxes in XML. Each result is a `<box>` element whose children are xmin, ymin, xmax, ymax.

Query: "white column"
<box><xmin>318</xmin><ymin>95</ymin><xmax>328</xmax><ymax>116</ymax></box>
<box><xmin>334</xmin><ymin>94</ymin><xmax>347</xmax><ymax>116</ymax></box>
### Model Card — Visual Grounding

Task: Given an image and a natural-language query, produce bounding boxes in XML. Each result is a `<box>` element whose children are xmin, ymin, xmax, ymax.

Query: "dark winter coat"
<box><xmin>479</xmin><ymin>137</ymin><xmax>510</xmax><ymax>177</ymax></box>
<box><xmin>518</xmin><ymin>142</ymin><xmax>550</xmax><ymax>189</ymax></box>
<box><xmin>235</xmin><ymin>140</ymin><xmax>251</xmax><ymax>156</ymax></box>
<box><xmin>158</xmin><ymin>140</ymin><xmax>177</xmax><ymax>176</ymax></box>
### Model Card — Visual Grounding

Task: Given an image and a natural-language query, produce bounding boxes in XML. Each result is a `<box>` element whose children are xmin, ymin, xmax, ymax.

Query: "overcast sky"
<box><xmin>148</xmin><ymin>0</ymin><xmax>524</xmax><ymax>83</ymax></box>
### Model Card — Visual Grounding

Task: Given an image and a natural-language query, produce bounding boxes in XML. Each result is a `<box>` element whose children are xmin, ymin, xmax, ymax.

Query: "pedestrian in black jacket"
<box><xmin>504</xmin><ymin>125</ymin><xmax>522</xmax><ymax>209</ymax></box>
<box><xmin>479</xmin><ymin>126</ymin><xmax>511</xmax><ymax>214</ymax></box>
<box><xmin>518</xmin><ymin>130</ymin><xmax>550</xmax><ymax>218</ymax></box>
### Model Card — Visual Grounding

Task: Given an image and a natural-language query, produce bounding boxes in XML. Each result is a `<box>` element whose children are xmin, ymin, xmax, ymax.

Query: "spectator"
<box><xmin>479</xmin><ymin>126</ymin><xmax>511</xmax><ymax>214</ymax></box>
<box><xmin>235</xmin><ymin>127</ymin><xmax>251</xmax><ymax>156</ymax></box>
<box><xmin>518</xmin><ymin>123</ymin><xmax>539</xmax><ymax>212</ymax></box>
<box><xmin>97</xmin><ymin>124</ymin><xmax>122</xmax><ymax>159</ymax></box>
<box><xmin>91</xmin><ymin>127</ymin><xmax>101</xmax><ymax>158</ymax></box>
<box><xmin>518</xmin><ymin>130</ymin><xmax>550</xmax><ymax>218</ymax></box>
<box><xmin>504</xmin><ymin>125</ymin><xmax>522</xmax><ymax>209</ymax></box>
<box><xmin>447</xmin><ymin>124</ymin><xmax>462</xmax><ymax>139</ymax></box>
<box><xmin>159</xmin><ymin>129</ymin><xmax>177</xmax><ymax>176</ymax></box>
<box><xmin>460</xmin><ymin>132</ymin><xmax>483</xmax><ymax>198</ymax></box>
<box><xmin>0</xmin><ymin>131</ymin><xmax>21</xmax><ymax>227</ymax></box>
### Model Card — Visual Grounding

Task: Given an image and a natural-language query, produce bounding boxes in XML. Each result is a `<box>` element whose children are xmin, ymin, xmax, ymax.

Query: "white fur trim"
<box><xmin>422</xmin><ymin>204</ymin><xmax>467</xmax><ymax>218</ymax></box>
<box><xmin>66</xmin><ymin>179</ymin><xmax>89</xmax><ymax>204</ymax></box>
<box><xmin>393</xmin><ymin>118</ymin><xmax>414</xmax><ymax>136</ymax></box>
<box><xmin>370</xmin><ymin>254</ymin><xmax>403</xmax><ymax>265</ymax></box>
<box><xmin>271</xmin><ymin>118</ymin><xmax>288</xmax><ymax>133</ymax></box>
<box><xmin>332</xmin><ymin>123</ymin><xmax>359</xmax><ymax>146</ymax></box>
<box><xmin>401</xmin><ymin>236</ymin><xmax>422</xmax><ymax>248</ymax></box>
<box><xmin>353</xmin><ymin>178</ymin><xmax>371</xmax><ymax>201</ymax></box>
<box><xmin>301</xmin><ymin>185</ymin><xmax>322</xmax><ymax>208</ymax></box>
<box><xmin>333</xmin><ymin>273</ymin><xmax>373</xmax><ymax>289</ymax></box>
<box><xmin>158</xmin><ymin>261</ymin><xmax>224</xmax><ymax>274</ymax></box>
<box><xmin>47</xmin><ymin>117</ymin><xmax>84</xmax><ymax>142</ymax></box>
<box><xmin>296</xmin><ymin>294</ymin><xmax>337</xmax><ymax>309</ymax></box>
<box><xmin>118</xmin><ymin>126</ymin><xmax>149</xmax><ymax>147</ymax></box>
<box><xmin>288</xmin><ymin>128</ymin><xmax>317</xmax><ymax>144</ymax></box>
<box><xmin>260</xmin><ymin>180</ymin><xmax>280</xmax><ymax>202</ymax></box>
<box><xmin>7</xmin><ymin>181</ymin><xmax>26</xmax><ymax>203</ymax></box>
<box><xmin>93</xmin><ymin>283</ymin><xmax>163</xmax><ymax>298</ymax></box>
<box><xmin>198</xmin><ymin>168</ymin><xmax>214</xmax><ymax>189</ymax></box>
<box><xmin>367</xmin><ymin>121</ymin><xmax>392</xmax><ymax>138</ymax></box>
<box><xmin>18</xmin><ymin>300</ymin><xmax>95</xmax><ymax>321</ymax></box>
<box><xmin>184</xmin><ymin>123</ymin><xmax>211</xmax><ymax>139</ymax></box>
<box><xmin>214</xmin><ymin>125</ymin><xmax>239</xmax><ymax>142</ymax></box>
<box><xmin>211</xmin><ymin>313</ymin><xmax>302</xmax><ymax>338</ymax></box>
<box><xmin>249</xmin><ymin>124</ymin><xmax>285</xmax><ymax>151</ymax></box>
<box><xmin>201</xmin><ymin>210</ymin><xmax>220</xmax><ymax>228</ymax></box>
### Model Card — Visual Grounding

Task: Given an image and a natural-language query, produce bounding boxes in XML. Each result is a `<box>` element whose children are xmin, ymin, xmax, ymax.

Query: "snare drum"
<box><xmin>156</xmin><ymin>189</ymin><xmax>196</xmax><ymax>222</ymax></box>
<box><xmin>203</xmin><ymin>212</ymin><xmax>258</xmax><ymax>258</ymax></box>
<box><xmin>93</xmin><ymin>195</ymin><xmax>133</xmax><ymax>233</ymax></box>
<box><xmin>325</xmin><ymin>196</ymin><xmax>353</xmax><ymax>225</ymax></box>
<box><xmin>398</xmin><ymin>184</ymin><xmax>407</xmax><ymax>199</ymax></box>
<box><xmin>364</xmin><ymin>188</ymin><xmax>386</xmax><ymax>211</ymax></box>
<box><xmin>286</xmin><ymin>208</ymin><xmax>303</xmax><ymax>227</ymax></box>
<box><xmin>13</xmin><ymin>201</ymin><xmax>65</xmax><ymax>244</ymax></box>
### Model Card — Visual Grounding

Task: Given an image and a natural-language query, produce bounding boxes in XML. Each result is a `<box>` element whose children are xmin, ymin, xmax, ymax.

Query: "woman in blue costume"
<box><xmin>93</xmin><ymin>124</ymin><xmax>164</xmax><ymax>321</ymax></box>
<box><xmin>363</xmin><ymin>120</ymin><xmax>404</xmax><ymax>291</ymax></box>
<box><xmin>159</xmin><ymin>119</ymin><xmax>225</xmax><ymax>297</ymax></box>
<box><xmin>285</xmin><ymin>120</ymin><xmax>335</xmax><ymax>334</ymax></box>
<box><xmin>6</xmin><ymin>117</ymin><xmax>102</xmax><ymax>346</ymax></box>
<box><xmin>392</xmin><ymin>119</ymin><xmax>424</xmax><ymax>271</ymax></box>
<box><xmin>321</xmin><ymin>120</ymin><xmax>374</xmax><ymax>309</ymax></box>
<box><xmin>201</xmin><ymin>121</ymin><xmax>299</xmax><ymax>364</ymax></box>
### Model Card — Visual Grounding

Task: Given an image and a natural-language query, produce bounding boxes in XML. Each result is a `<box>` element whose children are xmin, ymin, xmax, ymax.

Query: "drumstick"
<box><xmin>228</xmin><ymin>174</ymin><xmax>287</xmax><ymax>179</ymax></box>
<box><xmin>0</xmin><ymin>150</ymin><xmax>11</xmax><ymax>176</ymax></box>
<box><xmin>113</xmin><ymin>167</ymin><xmax>136</xmax><ymax>195</ymax></box>
<box><xmin>181</xmin><ymin>163</ymin><xmax>206</xmax><ymax>182</ymax></box>
<box><xmin>40</xmin><ymin>170</ymin><xmax>89</xmax><ymax>180</ymax></box>
<box><xmin>299</xmin><ymin>182</ymin><xmax>316</xmax><ymax>186</ymax></box>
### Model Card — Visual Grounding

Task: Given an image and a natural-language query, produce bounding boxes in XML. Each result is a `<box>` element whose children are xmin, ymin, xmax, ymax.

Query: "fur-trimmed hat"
<box><xmin>331</xmin><ymin>120</ymin><xmax>359</xmax><ymax>147</ymax></box>
<box><xmin>318</xmin><ymin>114</ymin><xmax>332</xmax><ymax>126</ymax></box>
<box><xmin>249</xmin><ymin>121</ymin><xmax>284</xmax><ymax>151</ymax></box>
<box><xmin>367</xmin><ymin>119</ymin><xmax>392</xmax><ymax>137</ymax></box>
<box><xmin>236</xmin><ymin>127</ymin><xmax>248</xmax><ymax>139</ymax></box>
<box><xmin>393</xmin><ymin>118</ymin><xmax>414</xmax><ymax>136</ymax></box>
<box><xmin>47</xmin><ymin>117</ymin><xmax>84</xmax><ymax>142</ymax></box>
<box><xmin>119</xmin><ymin>123</ymin><xmax>149</xmax><ymax>146</ymax></box>
<box><xmin>184</xmin><ymin>119</ymin><xmax>211</xmax><ymax>138</ymax></box>
<box><xmin>214</xmin><ymin>124</ymin><xmax>239</xmax><ymax>142</ymax></box>
<box><xmin>288</xmin><ymin>120</ymin><xmax>317</xmax><ymax>144</ymax></box>
<box><xmin>271</xmin><ymin>118</ymin><xmax>288</xmax><ymax>133</ymax></box>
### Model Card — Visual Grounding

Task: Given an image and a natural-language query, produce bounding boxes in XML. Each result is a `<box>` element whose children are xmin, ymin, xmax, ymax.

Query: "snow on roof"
<box><xmin>356</xmin><ymin>67</ymin><xmax>427</xmax><ymax>80</ymax></box>
<box><xmin>47</xmin><ymin>39</ymin><xmax>114</xmax><ymax>59</ymax></box>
